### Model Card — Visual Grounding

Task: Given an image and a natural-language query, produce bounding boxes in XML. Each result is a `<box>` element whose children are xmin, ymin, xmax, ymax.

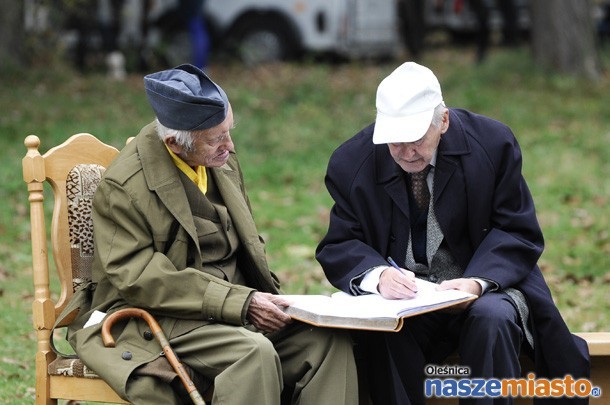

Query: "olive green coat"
<box><xmin>68</xmin><ymin>122</ymin><xmax>281</xmax><ymax>399</ymax></box>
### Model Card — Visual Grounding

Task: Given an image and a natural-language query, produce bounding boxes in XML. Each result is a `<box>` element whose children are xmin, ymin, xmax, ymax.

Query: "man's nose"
<box><xmin>220</xmin><ymin>134</ymin><xmax>233</xmax><ymax>147</ymax></box>
<box><xmin>398</xmin><ymin>144</ymin><xmax>417</xmax><ymax>158</ymax></box>
<box><xmin>223</xmin><ymin>136</ymin><xmax>234</xmax><ymax>149</ymax></box>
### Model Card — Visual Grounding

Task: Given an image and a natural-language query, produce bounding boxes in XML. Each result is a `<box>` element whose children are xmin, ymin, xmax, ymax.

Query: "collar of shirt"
<box><xmin>426</xmin><ymin>151</ymin><xmax>438</xmax><ymax>189</ymax></box>
<box><xmin>430</xmin><ymin>150</ymin><xmax>438</xmax><ymax>167</ymax></box>
<box><xmin>165</xmin><ymin>145</ymin><xmax>207</xmax><ymax>194</ymax></box>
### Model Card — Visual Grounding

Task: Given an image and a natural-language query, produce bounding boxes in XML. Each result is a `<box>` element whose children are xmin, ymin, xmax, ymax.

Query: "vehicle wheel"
<box><xmin>232</xmin><ymin>18</ymin><xmax>299</xmax><ymax>65</ymax></box>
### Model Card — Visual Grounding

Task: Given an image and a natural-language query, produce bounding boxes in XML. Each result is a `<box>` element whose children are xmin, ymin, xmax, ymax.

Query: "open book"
<box><xmin>282</xmin><ymin>279</ymin><xmax>477</xmax><ymax>332</ymax></box>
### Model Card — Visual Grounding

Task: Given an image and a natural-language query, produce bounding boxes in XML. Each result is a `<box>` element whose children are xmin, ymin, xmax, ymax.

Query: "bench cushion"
<box><xmin>49</xmin><ymin>356</ymin><xmax>100</xmax><ymax>379</ymax></box>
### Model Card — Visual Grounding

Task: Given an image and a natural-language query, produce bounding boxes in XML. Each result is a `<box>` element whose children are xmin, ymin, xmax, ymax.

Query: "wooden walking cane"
<box><xmin>101</xmin><ymin>308</ymin><xmax>206</xmax><ymax>405</ymax></box>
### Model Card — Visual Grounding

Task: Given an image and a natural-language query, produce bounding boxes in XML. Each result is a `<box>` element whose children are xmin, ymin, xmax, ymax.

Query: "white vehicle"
<box><xmin>203</xmin><ymin>0</ymin><xmax>403</xmax><ymax>65</ymax></box>
<box><xmin>25</xmin><ymin>0</ymin><xmax>533</xmax><ymax>70</ymax></box>
<box><xmin>202</xmin><ymin>0</ymin><xmax>531</xmax><ymax>65</ymax></box>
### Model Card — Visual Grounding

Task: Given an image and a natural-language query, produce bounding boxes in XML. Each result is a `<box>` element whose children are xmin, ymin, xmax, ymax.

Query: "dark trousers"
<box><xmin>364</xmin><ymin>292</ymin><xmax>523</xmax><ymax>405</ymax></box>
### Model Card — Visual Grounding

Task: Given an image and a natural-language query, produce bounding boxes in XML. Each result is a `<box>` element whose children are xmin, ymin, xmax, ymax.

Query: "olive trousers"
<box><xmin>125</xmin><ymin>322</ymin><xmax>359</xmax><ymax>404</ymax></box>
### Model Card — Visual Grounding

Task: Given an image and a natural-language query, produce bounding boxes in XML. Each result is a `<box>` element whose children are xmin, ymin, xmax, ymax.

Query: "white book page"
<box><xmin>284</xmin><ymin>279</ymin><xmax>475</xmax><ymax>320</ymax></box>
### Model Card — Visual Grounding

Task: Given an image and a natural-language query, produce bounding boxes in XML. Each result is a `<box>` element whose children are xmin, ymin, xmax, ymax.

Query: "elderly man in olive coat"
<box><xmin>67</xmin><ymin>64</ymin><xmax>358</xmax><ymax>404</ymax></box>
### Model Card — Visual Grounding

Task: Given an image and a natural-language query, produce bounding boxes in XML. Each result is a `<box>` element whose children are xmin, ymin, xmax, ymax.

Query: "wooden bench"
<box><xmin>574</xmin><ymin>332</ymin><xmax>610</xmax><ymax>405</ymax></box>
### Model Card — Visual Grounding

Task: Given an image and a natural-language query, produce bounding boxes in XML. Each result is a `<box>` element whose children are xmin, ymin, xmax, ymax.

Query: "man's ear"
<box><xmin>164</xmin><ymin>136</ymin><xmax>182</xmax><ymax>154</ymax></box>
<box><xmin>440</xmin><ymin>110</ymin><xmax>450</xmax><ymax>134</ymax></box>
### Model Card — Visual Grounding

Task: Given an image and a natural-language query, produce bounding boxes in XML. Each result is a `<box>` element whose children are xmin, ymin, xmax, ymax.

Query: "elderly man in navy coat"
<box><xmin>316</xmin><ymin>62</ymin><xmax>590</xmax><ymax>404</ymax></box>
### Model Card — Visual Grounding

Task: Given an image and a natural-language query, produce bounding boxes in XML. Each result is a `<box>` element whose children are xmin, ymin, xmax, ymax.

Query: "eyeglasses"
<box><xmin>390</xmin><ymin>132</ymin><xmax>427</xmax><ymax>147</ymax></box>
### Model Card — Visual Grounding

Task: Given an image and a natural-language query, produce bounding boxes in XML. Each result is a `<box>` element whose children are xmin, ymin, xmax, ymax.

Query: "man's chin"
<box><xmin>402</xmin><ymin>162</ymin><xmax>425</xmax><ymax>173</ymax></box>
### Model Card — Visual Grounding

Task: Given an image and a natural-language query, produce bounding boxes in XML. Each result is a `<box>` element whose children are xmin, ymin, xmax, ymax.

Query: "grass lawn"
<box><xmin>0</xmin><ymin>45</ymin><xmax>608</xmax><ymax>402</ymax></box>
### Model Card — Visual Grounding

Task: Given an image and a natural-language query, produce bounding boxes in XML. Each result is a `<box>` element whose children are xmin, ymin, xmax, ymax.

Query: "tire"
<box><xmin>232</xmin><ymin>16</ymin><xmax>299</xmax><ymax>65</ymax></box>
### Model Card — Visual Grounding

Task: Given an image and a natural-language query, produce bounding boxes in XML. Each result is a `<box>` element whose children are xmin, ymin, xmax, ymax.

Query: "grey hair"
<box><xmin>155</xmin><ymin>118</ymin><xmax>195</xmax><ymax>153</ymax></box>
<box><xmin>430</xmin><ymin>102</ymin><xmax>448</xmax><ymax>128</ymax></box>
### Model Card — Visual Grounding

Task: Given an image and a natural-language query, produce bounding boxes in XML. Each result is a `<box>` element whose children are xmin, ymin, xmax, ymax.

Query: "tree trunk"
<box><xmin>0</xmin><ymin>0</ymin><xmax>24</xmax><ymax>68</ymax></box>
<box><xmin>530</xmin><ymin>0</ymin><xmax>602</xmax><ymax>80</ymax></box>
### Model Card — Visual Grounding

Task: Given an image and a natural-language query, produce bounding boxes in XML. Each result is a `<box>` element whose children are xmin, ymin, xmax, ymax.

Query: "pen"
<box><xmin>386</xmin><ymin>256</ymin><xmax>402</xmax><ymax>271</ymax></box>
<box><xmin>387</xmin><ymin>256</ymin><xmax>418</xmax><ymax>292</ymax></box>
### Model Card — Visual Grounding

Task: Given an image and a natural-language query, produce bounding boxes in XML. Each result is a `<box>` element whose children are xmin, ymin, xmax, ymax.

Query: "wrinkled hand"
<box><xmin>437</xmin><ymin>278</ymin><xmax>482</xmax><ymax>312</ymax></box>
<box><xmin>378</xmin><ymin>266</ymin><xmax>418</xmax><ymax>299</ymax></box>
<box><xmin>246</xmin><ymin>292</ymin><xmax>293</xmax><ymax>333</ymax></box>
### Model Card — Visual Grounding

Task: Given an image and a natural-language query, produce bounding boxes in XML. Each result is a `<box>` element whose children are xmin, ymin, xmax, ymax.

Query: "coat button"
<box><xmin>429</xmin><ymin>274</ymin><xmax>438</xmax><ymax>283</ymax></box>
<box><xmin>121</xmin><ymin>351</ymin><xmax>133</xmax><ymax>361</ymax></box>
<box><xmin>143</xmin><ymin>330</ymin><xmax>154</xmax><ymax>341</ymax></box>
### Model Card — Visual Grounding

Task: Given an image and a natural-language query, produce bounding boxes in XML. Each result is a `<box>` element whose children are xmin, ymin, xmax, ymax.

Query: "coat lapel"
<box><xmin>137</xmin><ymin>127</ymin><xmax>200</xmax><ymax>248</ymax></box>
<box><xmin>212</xmin><ymin>161</ymin><xmax>278</xmax><ymax>291</ymax></box>
<box><xmin>375</xmin><ymin>145</ymin><xmax>411</xmax><ymax>220</ymax></box>
<box><xmin>374</xmin><ymin>145</ymin><xmax>411</xmax><ymax>259</ymax></box>
<box><xmin>433</xmin><ymin>110</ymin><xmax>470</xmax><ymax>203</ymax></box>
<box><xmin>432</xmin><ymin>110</ymin><xmax>471</xmax><ymax>228</ymax></box>
<box><xmin>211</xmin><ymin>164</ymin><xmax>261</xmax><ymax>249</ymax></box>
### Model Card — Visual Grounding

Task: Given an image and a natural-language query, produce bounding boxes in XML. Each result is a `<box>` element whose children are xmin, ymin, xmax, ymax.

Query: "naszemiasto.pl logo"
<box><xmin>424</xmin><ymin>365</ymin><xmax>602</xmax><ymax>400</ymax></box>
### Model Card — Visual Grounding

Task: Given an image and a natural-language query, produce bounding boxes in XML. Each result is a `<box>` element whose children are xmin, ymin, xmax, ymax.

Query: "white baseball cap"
<box><xmin>373</xmin><ymin>62</ymin><xmax>443</xmax><ymax>144</ymax></box>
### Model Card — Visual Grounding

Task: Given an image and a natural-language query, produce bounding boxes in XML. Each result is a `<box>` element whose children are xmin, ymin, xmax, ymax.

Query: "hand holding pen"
<box><xmin>377</xmin><ymin>256</ymin><xmax>418</xmax><ymax>300</ymax></box>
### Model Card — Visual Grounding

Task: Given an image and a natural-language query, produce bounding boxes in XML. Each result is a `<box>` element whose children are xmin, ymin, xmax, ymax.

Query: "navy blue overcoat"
<box><xmin>317</xmin><ymin>108</ymin><xmax>589</xmax><ymax>383</ymax></box>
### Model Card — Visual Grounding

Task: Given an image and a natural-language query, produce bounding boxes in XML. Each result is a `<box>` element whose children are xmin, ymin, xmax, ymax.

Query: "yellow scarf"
<box><xmin>165</xmin><ymin>146</ymin><xmax>207</xmax><ymax>194</ymax></box>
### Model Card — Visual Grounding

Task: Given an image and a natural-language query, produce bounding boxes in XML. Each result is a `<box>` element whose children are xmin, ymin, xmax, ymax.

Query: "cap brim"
<box><xmin>373</xmin><ymin>109</ymin><xmax>433</xmax><ymax>144</ymax></box>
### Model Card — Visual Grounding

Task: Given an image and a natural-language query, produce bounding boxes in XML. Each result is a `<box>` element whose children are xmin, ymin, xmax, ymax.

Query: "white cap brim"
<box><xmin>372</xmin><ymin>108</ymin><xmax>434</xmax><ymax>144</ymax></box>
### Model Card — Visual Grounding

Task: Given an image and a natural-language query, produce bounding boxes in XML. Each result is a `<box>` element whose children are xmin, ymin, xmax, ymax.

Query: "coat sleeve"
<box><xmin>316</xmin><ymin>147</ymin><xmax>389</xmax><ymax>293</ymax></box>
<box><xmin>92</xmin><ymin>178</ymin><xmax>254</xmax><ymax>326</ymax></box>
